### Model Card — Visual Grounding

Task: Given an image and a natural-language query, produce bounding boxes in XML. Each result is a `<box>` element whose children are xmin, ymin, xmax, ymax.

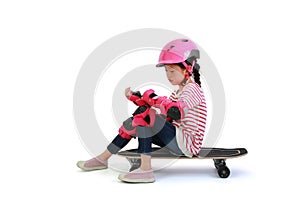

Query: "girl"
<box><xmin>77</xmin><ymin>38</ymin><xmax>207</xmax><ymax>183</ymax></box>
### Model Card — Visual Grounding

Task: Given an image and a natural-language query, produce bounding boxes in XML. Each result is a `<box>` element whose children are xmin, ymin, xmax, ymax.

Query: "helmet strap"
<box><xmin>180</xmin><ymin>60</ymin><xmax>195</xmax><ymax>86</ymax></box>
<box><xmin>181</xmin><ymin>75</ymin><xmax>190</xmax><ymax>86</ymax></box>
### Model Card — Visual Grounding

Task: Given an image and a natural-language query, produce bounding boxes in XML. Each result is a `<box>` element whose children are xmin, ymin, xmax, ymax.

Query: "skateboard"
<box><xmin>118</xmin><ymin>147</ymin><xmax>248</xmax><ymax>178</ymax></box>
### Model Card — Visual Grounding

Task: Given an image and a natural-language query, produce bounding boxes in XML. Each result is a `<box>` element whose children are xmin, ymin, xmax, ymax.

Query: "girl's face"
<box><xmin>164</xmin><ymin>64</ymin><xmax>186</xmax><ymax>85</ymax></box>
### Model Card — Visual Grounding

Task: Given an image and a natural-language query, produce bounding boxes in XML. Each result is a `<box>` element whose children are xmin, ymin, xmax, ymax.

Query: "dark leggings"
<box><xmin>107</xmin><ymin>115</ymin><xmax>183</xmax><ymax>155</ymax></box>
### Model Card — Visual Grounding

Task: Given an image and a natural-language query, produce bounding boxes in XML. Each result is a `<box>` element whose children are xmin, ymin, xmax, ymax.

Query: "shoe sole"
<box><xmin>118</xmin><ymin>175</ymin><xmax>155</xmax><ymax>183</ymax></box>
<box><xmin>76</xmin><ymin>161</ymin><xmax>108</xmax><ymax>171</ymax></box>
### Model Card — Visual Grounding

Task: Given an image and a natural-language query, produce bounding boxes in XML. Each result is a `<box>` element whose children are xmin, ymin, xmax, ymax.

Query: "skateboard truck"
<box><xmin>126</xmin><ymin>157</ymin><xmax>141</xmax><ymax>172</ymax></box>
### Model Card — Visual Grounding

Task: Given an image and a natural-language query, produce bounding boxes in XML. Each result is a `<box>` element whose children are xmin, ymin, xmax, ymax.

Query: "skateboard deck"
<box><xmin>118</xmin><ymin>147</ymin><xmax>247</xmax><ymax>178</ymax></box>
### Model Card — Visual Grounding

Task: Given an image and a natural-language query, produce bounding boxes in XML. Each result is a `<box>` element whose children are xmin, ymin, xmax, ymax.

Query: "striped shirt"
<box><xmin>169</xmin><ymin>82</ymin><xmax>207</xmax><ymax>157</ymax></box>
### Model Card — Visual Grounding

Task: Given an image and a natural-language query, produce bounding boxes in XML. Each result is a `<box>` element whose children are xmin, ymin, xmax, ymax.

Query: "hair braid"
<box><xmin>192</xmin><ymin>62</ymin><xmax>201</xmax><ymax>87</ymax></box>
<box><xmin>177</xmin><ymin>59</ymin><xmax>201</xmax><ymax>87</ymax></box>
<box><xmin>180</xmin><ymin>58</ymin><xmax>201</xmax><ymax>87</ymax></box>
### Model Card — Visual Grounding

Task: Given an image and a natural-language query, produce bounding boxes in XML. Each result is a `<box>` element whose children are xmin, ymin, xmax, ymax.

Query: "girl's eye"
<box><xmin>165</xmin><ymin>69</ymin><xmax>174</xmax><ymax>73</ymax></box>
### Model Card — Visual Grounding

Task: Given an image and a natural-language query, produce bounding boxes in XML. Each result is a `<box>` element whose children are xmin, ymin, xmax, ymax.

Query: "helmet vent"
<box><xmin>167</xmin><ymin>45</ymin><xmax>175</xmax><ymax>51</ymax></box>
<box><xmin>181</xmin><ymin>39</ymin><xmax>188</xmax><ymax>42</ymax></box>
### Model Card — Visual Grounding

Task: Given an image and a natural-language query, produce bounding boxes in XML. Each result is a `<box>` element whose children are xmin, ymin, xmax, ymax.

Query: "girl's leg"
<box><xmin>140</xmin><ymin>154</ymin><xmax>152</xmax><ymax>170</ymax></box>
<box><xmin>135</xmin><ymin>115</ymin><xmax>182</xmax><ymax>171</ymax></box>
<box><xmin>118</xmin><ymin>126</ymin><xmax>155</xmax><ymax>183</ymax></box>
<box><xmin>136</xmin><ymin>126</ymin><xmax>154</xmax><ymax>170</ymax></box>
<box><xmin>118</xmin><ymin>116</ymin><xmax>175</xmax><ymax>183</ymax></box>
<box><xmin>105</xmin><ymin>134</ymin><xmax>131</xmax><ymax>158</ymax></box>
<box><xmin>97</xmin><ymin>134</ymin><xmax>131</xmax><ymax>161</ymax></box>
<box><xmin>77</xmin><ymin>134</ymin><xmax>131</xmax><ymax>171</ymax></box>
<box><xmin>96</xmin><ymin>149</ymin><xmax>112</xmax><ymax>161</ymax></box>
<box><xmin>150</xmin><ymin>115</ymin><xmax>183</xmax><ymax>155</ymax></box>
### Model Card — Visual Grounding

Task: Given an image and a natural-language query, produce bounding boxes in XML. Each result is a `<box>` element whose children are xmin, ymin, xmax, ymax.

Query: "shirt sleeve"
<box><xmin>178</xmin><ymin>83</ymin><xmax>203</xmax><ymax>109</ymax></box>
<box><xmin>168</xmin><ymin>91</ymin><xmax>177</xmax><ymax>101</ymax></box>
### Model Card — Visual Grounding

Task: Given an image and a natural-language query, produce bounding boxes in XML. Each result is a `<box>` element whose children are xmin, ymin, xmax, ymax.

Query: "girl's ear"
<box><xmin>183</xmin><ymin>69</ymin><xmax>189</xmax><ymax>76</ymax></box>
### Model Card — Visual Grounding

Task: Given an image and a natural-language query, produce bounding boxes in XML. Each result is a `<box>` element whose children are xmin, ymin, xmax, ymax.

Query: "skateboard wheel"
<box><xmin>217</xmin><ymin>166</ymin><xmax>230</xmax><ymax>178</ymax></box>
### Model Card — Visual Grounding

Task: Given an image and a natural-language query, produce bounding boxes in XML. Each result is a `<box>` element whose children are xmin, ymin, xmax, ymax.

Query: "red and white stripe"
<box><xmin>169</xmin><ymin>82</ymin><xmax>207</xmax><ymax>156</ymax></box>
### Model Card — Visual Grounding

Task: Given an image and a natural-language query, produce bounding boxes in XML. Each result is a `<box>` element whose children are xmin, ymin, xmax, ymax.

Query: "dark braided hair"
<box><xmin>177</xmin><ymin>58</ymin><xmax>201</xmax><ymax>87</ymax></box>
<box><xmin>192</xmin><ymin>62</ymin><xmax>201</xmax><ymax>87</ymax></box>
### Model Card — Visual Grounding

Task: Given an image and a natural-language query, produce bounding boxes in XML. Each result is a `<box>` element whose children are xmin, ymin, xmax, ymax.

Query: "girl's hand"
<box><xmin>125</xmin><ymin>87</ymin><xmax>132</xmax><ymax>98</ymax></box>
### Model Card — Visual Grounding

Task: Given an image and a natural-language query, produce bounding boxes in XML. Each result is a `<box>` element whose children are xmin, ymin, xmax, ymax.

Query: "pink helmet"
<box><xmin>156</xmin><ymin>38</ymin><xmax>200</xmax><ymax>74</ymax></box>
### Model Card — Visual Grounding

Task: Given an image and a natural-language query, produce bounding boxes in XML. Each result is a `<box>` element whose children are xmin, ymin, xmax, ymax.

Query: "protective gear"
<box><xmin>160</xmin><ymin>99</ymin><xmax>188</xmax><ymax>120</ymax></box>
<box><xmin>118</xmin><ymin>123</ymin><xmax>136</xmax><ymax>140</ymax></box>
<box><xmin>156</xmin><ymin>38</ymin><xmax>200</xmax><ymax>75</ymax></box>
<box><xmin>141</xmin><ymin>89</ymin><xmax>167</xmax><ymax>107</ymax></box>
<box><xmin>118</xmin><ymin>105</ymin><xmax>156</xmax><ymax>139</ymax></box>
<box><xmin>131</xmin><ymin>105</ymin><xmax>156</xmax><ymax>127</ymax></box>
<box><xmin>142</xmin><ymin>89</ymin><xmax>188</xmax><ymax>120</ymax></box>
<box><xmin>127</xmin><ymin>91</ymin><xmax>146</xmax><ymax>106</ymax></box>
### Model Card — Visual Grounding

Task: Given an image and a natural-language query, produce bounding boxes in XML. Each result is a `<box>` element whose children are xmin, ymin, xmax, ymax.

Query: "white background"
<box><xmin>0</xmin><ymin>0</ymin><xmax>299</xmax><ymax>199</ymax></box>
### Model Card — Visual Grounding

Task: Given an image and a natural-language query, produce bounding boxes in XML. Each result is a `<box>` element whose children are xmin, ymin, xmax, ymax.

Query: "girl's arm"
<box><xmin>125</xmin><ymin>87</ymin><xmax>146</xmax><ymax>106</ymax></box>
<box><xmin>142</xmin><ymin>89</ymin><xmax>188</xmax><ymax>120</ymax></box>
